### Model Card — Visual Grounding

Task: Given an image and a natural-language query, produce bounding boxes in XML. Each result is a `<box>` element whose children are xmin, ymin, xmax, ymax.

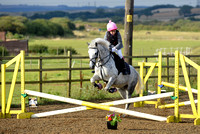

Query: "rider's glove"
<box><xmin>112</xmin><ymin>47</ymin><xmax>116</xmax><ymax>52</ymax></box>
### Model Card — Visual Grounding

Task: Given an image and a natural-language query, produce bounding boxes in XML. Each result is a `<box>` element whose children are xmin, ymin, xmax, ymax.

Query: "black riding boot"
<box><xmin>121</xmin><ymin>58</ymin><xmax>128</xmax><ymax>75</ymax></box>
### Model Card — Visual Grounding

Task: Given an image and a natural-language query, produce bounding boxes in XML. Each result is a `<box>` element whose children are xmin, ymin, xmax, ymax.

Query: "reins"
<box><xmin>89</xmin><ymin>46</ymin><xmax>112</xmax><ymax>68</ymax></box>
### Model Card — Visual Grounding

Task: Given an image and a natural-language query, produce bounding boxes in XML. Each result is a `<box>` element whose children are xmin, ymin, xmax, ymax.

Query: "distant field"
<box><xmin>29</xmin><ymin>30</ymin><xmax>200</xmax><ymax>56</ymax></box>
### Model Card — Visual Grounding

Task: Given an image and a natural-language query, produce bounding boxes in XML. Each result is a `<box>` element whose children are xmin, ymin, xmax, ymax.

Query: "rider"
<box><xmin>104</xmin><ymin>20</ymin><xmax>128</xmax><ymax>75</ymax></box>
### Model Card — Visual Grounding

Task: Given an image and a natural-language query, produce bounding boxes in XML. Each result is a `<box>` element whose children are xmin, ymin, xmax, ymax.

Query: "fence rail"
<box><xmin>1</xmin><ymin>53</ymin><xmax>200</xmax><ymax>97</ymax></box>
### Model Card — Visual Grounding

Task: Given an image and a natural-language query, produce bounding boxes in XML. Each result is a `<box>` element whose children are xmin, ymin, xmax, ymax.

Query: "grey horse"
<box><xmin>88</xmin><ymin>38</ymin><xmax>143</xmax><ymax>110</ymax></box>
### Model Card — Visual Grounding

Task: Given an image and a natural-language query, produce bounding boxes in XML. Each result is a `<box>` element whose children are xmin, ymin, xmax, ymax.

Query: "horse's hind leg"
<box><xmin>125</xmin><ymin>82</ymin><xmax>137</xmax><ymax>110</ymax></box>
<box><xmin>118</xmin><ymin>86</ymin><xmax>130</xmax><ymax>110</ymax></box>
<box><xmin>118</xmin><ymin>84</ymin><xmax>136</xmax><ymax>110</ymax></box>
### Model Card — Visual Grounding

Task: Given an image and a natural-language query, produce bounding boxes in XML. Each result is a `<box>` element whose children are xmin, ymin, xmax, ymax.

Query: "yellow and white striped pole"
<box><xmin>161</xmin><ymin>82</ymin><xmax>198</xmax><ymax>94</ymax></box>
<box><xmin>20</xmin><ymin>50</ymin><xmax>26</xmax><ymax>113</ymax></box>
<box><xmin>30</xmin><ymin>91</ymin><xmax>173</xmax><ymax>118</ymax></box>
<box><xmin>1</xmin><ymin>64</ymin><xmax>6</xmax><ymax>118</ymax></box>
<box><xmin>25</xmin><ymin>90</ymin><xmax>172</xmax><ymax>121</ymax></box>
<box><xmin>159</xmin><ymin>100</ymin><xmax>198</xmax><ymax>109</ymax></box>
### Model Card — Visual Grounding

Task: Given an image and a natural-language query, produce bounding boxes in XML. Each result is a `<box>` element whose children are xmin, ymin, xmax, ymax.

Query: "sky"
<box><xmin>0</xmin><ymin>0</ymin><xmax>198</xmax><ymax>7</ymax></box>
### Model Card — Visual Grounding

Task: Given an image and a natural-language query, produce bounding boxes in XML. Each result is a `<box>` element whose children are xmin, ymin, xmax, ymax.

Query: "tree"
<box><xmin>25</xmin><ymin>19</ymin><xmax>64</xmax><ymax>36</ymax></box>
<box><xmin>95</xmin><ymin>8</ymin><xmax>105</xmax><ymax>15</ymax></box>
<box><xmin>0</xmin><ymin>16</ymin><xmax>27</xmax><ymax>34</ymax></box>
<box><xmin>179</xmin><ymin>5</ymin><xmax>193</xmax><ymax>17</ymax></box>
<box><xmin>50</xmin><ymin>17</ymin><xmax>75</xmax><ymax>36</ymax></box>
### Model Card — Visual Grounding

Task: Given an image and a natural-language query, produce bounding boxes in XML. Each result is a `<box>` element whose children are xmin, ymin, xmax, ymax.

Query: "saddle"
<box><xmin>111</xmin><ymin>52</ymin><xmax>130</xmax><ymax>75</ymax></box>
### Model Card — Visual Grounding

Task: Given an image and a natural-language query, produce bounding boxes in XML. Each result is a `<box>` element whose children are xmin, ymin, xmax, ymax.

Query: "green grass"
<box><xmin>2</xmin><ymin>30</ymin><xmax>200</xmax><ymax>106</ymax></box>
<box><xmin>29</xmin><ymin>30</ymin><xmax>200</xmax><ymax>56</ymax></box>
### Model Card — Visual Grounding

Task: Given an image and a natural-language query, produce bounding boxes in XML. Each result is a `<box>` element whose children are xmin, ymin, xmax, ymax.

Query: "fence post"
<box><xmin>67</xmin><ymin>51</ymin><xmax>72</xmax><ymax>97</ymax></box>
<box><xmin>80</xmin><ymin>59</ymin><xmax>83</xmax><ymax>97</ymax></box>
<box><xmin>38</xmin><ymin>56</ymin><xmax>42</xmax><ymax>100</ymax></box>
<box><xmin>166</xmin><ymin>55</ymin><xmax>170</xmax><ymax>91</ymax></box>
<box><xmin>167</xmin><ymin>55</ymin><xmax>169</xmax><ymax>83</ymax></box>
<box><xmin>188</xmin><ymin>55</ymin><xmax>191</xmax><ymax>81</ymax></box>
<box><xmin>64</xmin><ymin>47</ymin><xmax>66</xmax><ymax>56</ymax></box>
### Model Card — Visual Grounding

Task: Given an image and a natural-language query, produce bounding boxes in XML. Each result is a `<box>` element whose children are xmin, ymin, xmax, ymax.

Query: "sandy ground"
<box><xmin>1</xmin><ymin>93</ymin><xmax>200</xmax><ymax>134</ymax></box>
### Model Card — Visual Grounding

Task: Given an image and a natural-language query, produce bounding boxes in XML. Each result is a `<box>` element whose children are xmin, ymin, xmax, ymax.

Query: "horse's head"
<box><xmin>88</xmin><ymin>42</ymin><xmax>98</xmax><ymax>69</ymax></box>
<box><xmin>88</xmin><ymin>38</ymin><xmax>110</xmax><ymax>69</ymax></box>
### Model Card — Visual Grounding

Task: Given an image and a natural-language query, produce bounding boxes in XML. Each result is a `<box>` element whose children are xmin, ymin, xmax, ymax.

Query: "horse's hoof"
<box><xmin>121</xmin><ymin>114</ymin><xmax>126</xmax><ymax>118</ymax></box>
<box><xmin>121</xmin><ymin>114</ymin><xmax>130</xmax><ymax>118</ymax></box>
<box><xmin>108</xmin><ymin>88</ymin><xmax>117</xmax><ymax>93</ymax></box>
<box><xmin>97</xmin><ymin>83</ymin><xmax>103</xmax><ymax>90</ymax></box>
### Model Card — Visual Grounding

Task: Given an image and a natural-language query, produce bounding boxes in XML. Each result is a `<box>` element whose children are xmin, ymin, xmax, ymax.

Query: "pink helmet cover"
<box><xmin>107</xmin><ymin>20</ymin><xmax>117</xmax><ymax>31</ymax></box>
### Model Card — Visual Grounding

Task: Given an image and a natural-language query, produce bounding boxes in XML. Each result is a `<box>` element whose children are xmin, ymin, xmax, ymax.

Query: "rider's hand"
<box><xmin>112</xmin><ymin>47</ymin><xmax>116</xmax><ymax>52</ymax></box>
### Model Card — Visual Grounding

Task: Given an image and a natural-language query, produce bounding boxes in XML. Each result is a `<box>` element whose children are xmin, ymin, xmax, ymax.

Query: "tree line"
<box><xmin>134</xmin><ymin>19</ymin><xmax>200</xmax><ymax>32</ymax></box>
<box><xmin>26</xmin><ymin>5</ymin><xmax>196</xmax><ymax>22</ymax></box>
<box><xmin>26</xmin><ymin>8</ymin><xmax>125</xmax><ymax>23</ymax></box>
<box><xmin>0</xmin><ymin>16</ymin><xmax>79</xmax><ymax>37</ymax></box>
<box><xmin>0</xmin><ymin>4</ymin><xmax>199</xmax><ymax>38</ymax></box>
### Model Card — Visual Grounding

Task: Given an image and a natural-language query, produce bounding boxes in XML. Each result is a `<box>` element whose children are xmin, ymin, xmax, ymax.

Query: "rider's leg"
<box><xmin>116</xmin><ymin>49</ymin><xmax>128</xmax><ymax>75</ymax></box>
<box><xmin>115</xmin><ymin>49</ymin><xmax>123</xmax><ymax>59</ymax></box>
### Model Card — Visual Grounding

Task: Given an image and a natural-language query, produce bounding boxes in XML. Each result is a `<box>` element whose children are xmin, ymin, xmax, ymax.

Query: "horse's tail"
<box><xmin>135</xmin><ymin>72</ymin><xmax>144</xmax><ymax>94</ymax></box>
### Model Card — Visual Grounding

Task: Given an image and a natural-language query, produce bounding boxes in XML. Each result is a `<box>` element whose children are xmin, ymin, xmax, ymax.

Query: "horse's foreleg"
<box><xmin>104</xmin><ymin>76</ymin><xmax>117</xmax><ymax>91</ymax></box>
<box><xmin>90</xmin><ymin>74</ymin><xmax>101</xmax><ymax>88</ymax></box>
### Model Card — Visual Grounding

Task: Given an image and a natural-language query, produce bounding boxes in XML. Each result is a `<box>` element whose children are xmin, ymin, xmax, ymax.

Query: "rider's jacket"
<box><xmin>104</xmin><ymin>30</ymin><xmax>123</xmax><ymax>50</ymax></box>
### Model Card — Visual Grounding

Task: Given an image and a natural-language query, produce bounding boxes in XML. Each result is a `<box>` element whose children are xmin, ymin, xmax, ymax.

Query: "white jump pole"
<box><xmin>26</xmin><ymin>90</ymin><xmax>173</xmax><ymax>118</ymax></box>
<box><xmin>31</xmin><ymin>92</ymin><xmax>173</xmax><ymax>118</ymax></box>
<box><xmin>25</xmin><ymin>90</ymin><xmax>172</xmax><ymax>121</ymax></box>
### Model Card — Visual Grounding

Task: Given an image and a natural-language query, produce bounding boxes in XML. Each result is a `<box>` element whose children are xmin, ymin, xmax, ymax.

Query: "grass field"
<box><xmin>3</xmin><ymin>30</ymin><xmax>200</xmax><ymax>105</ymax></box>
<box><xmin>29</xmin><ymin>30</ymin><xmax>200</xmax><ymax>56</ymax></box>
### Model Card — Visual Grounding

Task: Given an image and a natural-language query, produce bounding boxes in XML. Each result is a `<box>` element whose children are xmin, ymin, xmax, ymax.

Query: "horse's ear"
<box><xmin>87</xmin><ymin>42</ymin><xmax>90</xmax><ymax>46</ymax></box>
<box><xmin>95</xmin><ymin>42</ymin><xmax>98</xmax><ymax>47</ymax></box>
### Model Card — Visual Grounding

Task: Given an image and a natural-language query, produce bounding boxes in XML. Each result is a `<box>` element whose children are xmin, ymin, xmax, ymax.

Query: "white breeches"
<box><xmin>113</xmin><ymin>49</ymin><xmax>123</xmax><ymax>59</ymax></box>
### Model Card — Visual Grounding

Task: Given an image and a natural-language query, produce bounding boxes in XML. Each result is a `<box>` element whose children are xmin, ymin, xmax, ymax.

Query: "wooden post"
<box><xmin>80</xmin><ymin>60</ymin><xmax>83</xmax><ymax>97</ymax></box>
<box><xmin>67</xmin><ymin>51</ymin><xmax>72</xmax><ymax>97</ymax></box>
<box><xmin>38</xmin><ymin>56</ymin><xmax>42</xmax><ymax>100</ymax></box>
<box><xmin>64</xmin><ymin>47</ymin><xmax>66</xmax><ymax>56</ymax></box>
<box><xmin>167</xmin><ymin>55</ymin><xmax>169</xmax><ymax>83</ymax></box>
<box><xmin>188</xmin><ymin>55</ymin><xmax>191</xmax><ymax>81</ymax></box>
<box><xmin>124</xmin><ymin>0</ymin><xmax>134</xmax><ymax>65</ymax></box>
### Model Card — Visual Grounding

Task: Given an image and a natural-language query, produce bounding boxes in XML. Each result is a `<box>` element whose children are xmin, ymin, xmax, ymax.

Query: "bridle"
<box><xmin>89</xmin><ymin>46</ymin><xmax>112</xmax><ymax>68</ymax></box>
<box><xmin>89</xmin><ymin>45</ymin><xmax>112</xmax><ymax>82</ymax></box>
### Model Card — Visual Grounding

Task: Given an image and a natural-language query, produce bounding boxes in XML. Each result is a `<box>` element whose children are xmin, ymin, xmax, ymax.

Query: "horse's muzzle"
<box><xmin>89</xmin><ymin>62</ymin><xmax>95</xmax><ymax>69</ymax></box>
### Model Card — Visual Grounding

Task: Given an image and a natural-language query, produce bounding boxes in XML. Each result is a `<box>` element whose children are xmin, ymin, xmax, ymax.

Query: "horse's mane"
<box><xmin>89</xmin><ymin>38</ymin><xmax>110</xmax><ymax>50</ymax></box>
